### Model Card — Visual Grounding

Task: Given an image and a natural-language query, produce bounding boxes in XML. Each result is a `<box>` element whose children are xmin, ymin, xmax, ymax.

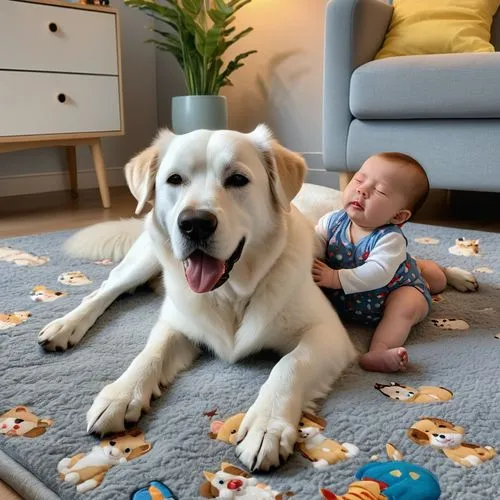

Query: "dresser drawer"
<box><xmin>0</xmin><ymin>1</ymin><xmax>118</xmax><ymax>75</ymax></box>
<box><xmin>0</xmin><ymin>71</ymin><xmax>121</xmax><ymax>137</ymax></box>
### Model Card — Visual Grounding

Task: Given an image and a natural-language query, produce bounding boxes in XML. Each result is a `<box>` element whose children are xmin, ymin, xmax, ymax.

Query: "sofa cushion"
<box><xmin>375</xmin><ymin>0</ymin><xmax>499</xmax><ymax>60</ymax></box>
<box><xmin>350</xmin><ymin>52</ymin><xmax>500</xmax><ymax>119</ymax></box>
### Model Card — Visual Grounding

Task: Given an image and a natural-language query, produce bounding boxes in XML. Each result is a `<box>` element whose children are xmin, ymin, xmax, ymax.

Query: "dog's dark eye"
<box><xmin>109</xmin><ymin>440</ymin><xmax>116</xmax><ymax>446</ymax></box>
<box><xmin>167</xmin><ymin>174</ymin><xmax>183</xmax><ymax>185</ymax></box>
<box><xmin>299</xmin><ymin>422</ymin><xmax>304</xmax><ymax>426</ymax></box>
<box><xmin>225</xmin><ymin>174</ymin><xmax>249</xmax><ymax>188</ymax></box>
<box><xmin>124</xmin><ymin>448</ymin><xmax>131</xmax><ymax>453</ymax></box>
<box><xmin>230</xmin><ymin>429</ymin><xmax>236</xmax><ymax>434</ymax></box>
<box><xmin>218</xmin><ymin>480</ymin><xmax>224</xmax><ymax>485</ymax></box>
<box><xmin>14</xmin><ymin>419</ymin><xmax>24</xmax><ymax>424</ymax></box>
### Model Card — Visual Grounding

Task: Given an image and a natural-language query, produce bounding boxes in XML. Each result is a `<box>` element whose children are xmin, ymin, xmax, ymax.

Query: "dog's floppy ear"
<box><xmin>407</xmin><ymin>428</ymin><xmax>430</xmax><ymax>445</ymax></box>
<box><xmin>124</xmin><ymin>129</ymin><xmax>175</xmax><ymax>215</ymax></box>
<box><xmin>249</xmin><ymin>124</ymin><xmax>307</xmax><ymax>213</ymax></box>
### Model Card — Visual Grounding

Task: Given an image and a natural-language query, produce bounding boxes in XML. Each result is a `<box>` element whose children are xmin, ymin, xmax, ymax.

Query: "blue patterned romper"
<box><xmin>321</xmin><ymin>210</ymin><xmax>432</xmax><ymax>325</ymax></box>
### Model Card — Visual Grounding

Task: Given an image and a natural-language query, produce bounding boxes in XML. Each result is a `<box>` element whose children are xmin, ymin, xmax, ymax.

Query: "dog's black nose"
<box><xmin>178</xmin><ymin>209</ymin><xmax>218</xmax><ymax>241</ymax></box>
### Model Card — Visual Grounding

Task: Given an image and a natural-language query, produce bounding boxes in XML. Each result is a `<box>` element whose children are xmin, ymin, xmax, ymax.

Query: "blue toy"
<box><xmin>355</xmin><ymin>461</ymin><xmax>441</xmax><ymax>500</ymax></box>
<box><xmin>131</xmin><ymin>480</ymin><xmax>177</xmax><ymax>500</ymax></box>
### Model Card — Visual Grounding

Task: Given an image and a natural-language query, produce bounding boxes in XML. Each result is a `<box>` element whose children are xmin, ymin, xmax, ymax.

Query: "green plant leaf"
<box><xmin>181</xmin><ymin>0</ymin><xmax>202</xmax><ymax>17</ymax></box>
<box><xmin>125</xmin><ymin>0</ymin><xmax>255</xmax><ymax>95</ymax></box>
<box><xmin>214</xmin><ymin>0</ymin><xmax>232</xmax><ymax>16</ymax></box>
<box><xmin>226</xmin><ymin>26</ymin><xmax>253</xmax><ymax>48</ymax></box>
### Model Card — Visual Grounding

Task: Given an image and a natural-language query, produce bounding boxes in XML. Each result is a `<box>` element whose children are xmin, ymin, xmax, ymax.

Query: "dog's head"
<box><xmin>374</xmin><ymin>381</ymin><xmax>417</xmax><ymax>401</ymax></box>
<box><xmin>208</xmin><ymin>413</ymin><xmax>245</xmax><ymax>444</ymax></box>
<box><xmin>99</xmin><ymin>428</ymin><xmax>152</xmax><ymax>462</ymax></box>
<box><xmin>0</xmin><ymin>406</ymin><xmax>53</xmax><ymax>437</ymax></box>
<box><xmin>125</xmin><ymin>125</ymin><xmax>306</xmax><ymax>294</ymax></box>
<box><xmin>297</xmin><ymin>412</ymin><xmax>326</xmax><ymax>441</ymax></box>
<box><xmin>407</xmin><ymin>417</ymin><xmax>465</xmax><ymax>449</ymax></box>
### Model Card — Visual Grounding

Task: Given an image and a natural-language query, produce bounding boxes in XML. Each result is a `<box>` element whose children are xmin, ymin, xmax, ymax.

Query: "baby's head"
<box><xmin>343</xmin><ymin>152</ymin><xmax>429</xmax><ymax>230</ymax></box>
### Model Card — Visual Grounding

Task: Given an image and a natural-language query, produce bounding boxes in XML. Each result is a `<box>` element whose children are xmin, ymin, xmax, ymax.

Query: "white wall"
<box><xmin>0</xmin><ymin>0</ymin><xmax>158</xmax><ymax>196</ymax></box>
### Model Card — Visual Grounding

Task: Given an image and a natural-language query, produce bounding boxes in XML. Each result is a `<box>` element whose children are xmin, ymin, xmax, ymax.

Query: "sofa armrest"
<box><xmin>322</xmin><ymin>0</ymin><xmax>393</xmax><ymax>171</ymax></box>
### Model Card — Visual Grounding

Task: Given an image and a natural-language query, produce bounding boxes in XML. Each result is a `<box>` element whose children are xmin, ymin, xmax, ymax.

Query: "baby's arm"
<box><xmin>339</xmin><ymin>233</ymin><xmax>407</xmax><ymax>294</ymax></box>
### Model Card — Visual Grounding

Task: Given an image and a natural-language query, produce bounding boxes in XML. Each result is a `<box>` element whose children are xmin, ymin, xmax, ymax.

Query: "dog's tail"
<box><xmin>63</xmin><ymin>218</ymin><xmax>144</xmax><ymax>262</ymax></box>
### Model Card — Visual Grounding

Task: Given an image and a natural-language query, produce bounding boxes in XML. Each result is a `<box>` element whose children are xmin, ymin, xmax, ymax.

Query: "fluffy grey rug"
<box><xmin>0</xmin><ymin>221</ymin><xmax>498</xmax><ymax>500</ymax></box>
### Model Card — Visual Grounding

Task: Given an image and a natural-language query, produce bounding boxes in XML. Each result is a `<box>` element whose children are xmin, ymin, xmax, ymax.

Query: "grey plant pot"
<box><xmin>172</xmin><ymin>95</ymin><xmax>228</xmax><ymax>134</ymax></box>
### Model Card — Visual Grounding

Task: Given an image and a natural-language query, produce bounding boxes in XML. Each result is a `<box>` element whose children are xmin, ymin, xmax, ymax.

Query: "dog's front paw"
<box><xmin>235</xmin><ymin>404</ymin><xmax>297</xmax><ymax>471</ymax></box>
<box><xmin>445</xmin><ymin>267</ymin><xmax>479</xmax><ymax>292</ymax></box>
<box><xmin>86</xmin><ymin>377</ymin><xmax>160</xmax><ymax>435</ymax></box>
<box><xmin>38</xmin><ymin>317</ymin><xmax>88</xmax><ymax>351</ymax></box>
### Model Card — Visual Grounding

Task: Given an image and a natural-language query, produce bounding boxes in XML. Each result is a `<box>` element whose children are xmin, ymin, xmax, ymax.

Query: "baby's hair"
<box><xmin>376</xmin><ymin>152</ymin><xmax>429</xmax><ymax>217</ymax></box>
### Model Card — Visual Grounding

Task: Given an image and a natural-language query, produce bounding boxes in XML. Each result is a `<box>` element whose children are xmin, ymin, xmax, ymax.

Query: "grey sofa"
<box><xmin>323</xmin><ymin>0</ymin><xmax>500</xmax><ymax>192</ymax></box>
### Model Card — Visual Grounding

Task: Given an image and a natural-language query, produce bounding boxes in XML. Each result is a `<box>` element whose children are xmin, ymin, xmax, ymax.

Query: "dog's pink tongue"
<box><xmin>185</xmin><ymin>252</ymin><xmax>225</xmax><ymax>293</ymax></box>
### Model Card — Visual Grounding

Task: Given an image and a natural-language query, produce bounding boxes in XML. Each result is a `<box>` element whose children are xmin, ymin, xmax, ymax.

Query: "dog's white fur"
<box><xmin>38</xmin><ymin>125</ymin><xmax>357</xmax><ymax>471</ymax></box>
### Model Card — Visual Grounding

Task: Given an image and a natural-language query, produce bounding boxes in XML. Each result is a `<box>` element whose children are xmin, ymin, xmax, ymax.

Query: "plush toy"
<box><xmin>448</xmin><ymin>238</ymin><xmax>479</xmax><ymax>256</ymax></box>
<box><xmin>374</xmin><ymin>382</ymin><xmax>453</xmax><ymax>403</ymax></box>
<box><xmin>320</xmin><ymin>444</ymin><xmax>441</xmax><ymax>500</ymax></box>
<box><xmin>0</xmin><ymin>311</ymin><xmax>31</xmax><ymax>330</ymax></box>
<box><xmin>407</xmin><ymin>417</ymin><xmax>496</xmax><ymax>467</ymax></box>
<box><xmin>30</xmin><ymin>285</ymin><xmax>66</xmax><ymax>303</ymax></box>
<box><xmin>0</xmin><ymin>406</ymin><xmax>53</xmax><ymax>437</ymax></box>
<box><xmin>58</xmin><ymin>428</ymin><xmax>152</xmax><ymax>493</ymax></box>
<box><xmin>200</xmin><ymin>462</ymin><xmax>293</xmax><ymax>499</ymax></box>
<box><xmin>208</xmin><ymin>411</ymin><xmax>359</xmax><ymax>468</ymax></box>
<box><xmin>320</xmin><ymin>461</ymin><xmax>441</xmax><ymax>500</ymax></box>
<box><xmin>131</xmin><ymin>480</ymin><xmax>177</xmax><ymax>499</ymax></box>
<box><xmin>295</xmin><ymin>413</ymin><xmax>359</xmax><ymax>468</ymax></box>
<box><xmin>0</xmin><ymin>246</ymin><xmax>49</xmax><ymax>266</ymax></box>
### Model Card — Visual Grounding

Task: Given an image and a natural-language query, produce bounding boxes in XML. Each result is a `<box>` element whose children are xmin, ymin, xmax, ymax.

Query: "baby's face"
<box><xmin>343</xmin><ymin>156</ymin><xmax>411</xmax><ymax>229</ymax></box>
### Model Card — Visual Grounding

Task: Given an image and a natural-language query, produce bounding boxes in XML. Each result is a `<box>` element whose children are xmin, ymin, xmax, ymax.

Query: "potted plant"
<box><xmin>125</xmin><ymin>0</ymin><xmax>257</xmax><ymax>133</ymax></box>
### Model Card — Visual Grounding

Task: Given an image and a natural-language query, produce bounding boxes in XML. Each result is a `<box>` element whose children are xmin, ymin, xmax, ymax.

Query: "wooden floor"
<box><xmin>1</xmin><ymin>186</ymin><xmax>499</xmax><ymax>239</ymax></box>
<box><xmin>0</xmin><ymin>186</ymin><xmax>498</xmax><ymax>499</ymax></box>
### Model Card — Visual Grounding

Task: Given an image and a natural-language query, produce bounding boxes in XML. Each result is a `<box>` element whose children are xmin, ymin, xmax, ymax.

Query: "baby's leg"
<box><xmin>416</xmin><ymin>259</ymin><xmax>447</xmax><ymax>294</ymax></box>
<box><xmin>359</xmin><ymin>287</ymin><xmax>429</xmax><ymax>372</ymax></box>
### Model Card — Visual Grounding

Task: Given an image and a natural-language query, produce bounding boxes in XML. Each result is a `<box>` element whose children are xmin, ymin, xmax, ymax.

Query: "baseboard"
<box><xmin>0</xmin><ymin>153</ymin><xmax>339</xmax><ymax>197</ymax></box>
<box><xmin>0</xmin><ymin>167</ymin><xmax>126</xmax><ymax>197</ymax></box>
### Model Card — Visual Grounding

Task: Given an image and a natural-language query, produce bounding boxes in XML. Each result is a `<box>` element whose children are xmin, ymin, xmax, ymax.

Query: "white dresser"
<box><xmin>0</xmin><ymin>0</ymin><xmax>124</xmax><ymax>207</ymax></box>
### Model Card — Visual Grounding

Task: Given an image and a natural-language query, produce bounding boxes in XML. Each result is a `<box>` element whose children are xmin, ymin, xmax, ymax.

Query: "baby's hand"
<box><xmin>312</xmin><ymin>259</ymin><xmax>341</xmax><ymax>289</ymax></box>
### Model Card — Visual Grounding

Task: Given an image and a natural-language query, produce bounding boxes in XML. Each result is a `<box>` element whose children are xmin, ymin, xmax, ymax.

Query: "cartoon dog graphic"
<box><xmin>295</xmin><ymin>413</ymin><xmax>359</xmax><ymax>468</ymax></box>
<box><xmin>200</xmin><ymin>462</ymin><xmax>290</xmax><ymax>499</ymax></box>
<box><xmin>0</xmin><ymin>247</ymin><xmax>49</xmax><ymax>266</ymax></box>
<box><xmin>30</xmin><ymin>285</ymin><xmax>66</xmax><ymax>303</ymax></box>
<box><xmin>0</xmin><ymin>406</ymin><xmax>53</xmax><ymax>437</ymax></box>
<box><xmin>208</xmin><ymin>413</ymin><xmax>245</xmax><ymax>445</ymax></box>
<box><xmin>448</xmin><ymin>238</ymin><xmax>480</xmax><ymax>256</ymax></box>
<box><xmin>374</xmin><ymin>382</ymin><xmax>453</xmax><ymax>403</ymax></box>
<box><xmin>407</xmin><ymin>417</ymin><xmax>496</xmax><ymax>467</ymax></box>
<box><xmin>57</xmin><ymin>428</ymin><xmax>152</xmax><ymax>492</ymax></box>
<box><xmin>0</xmin><ymin>311</ymin><xmax>31</xmax><ymax>330</ymax></box>
<box><xmin>58</xmin><ymin>271</ymin><xmax>92</xmax><ymax>286</ymax></box>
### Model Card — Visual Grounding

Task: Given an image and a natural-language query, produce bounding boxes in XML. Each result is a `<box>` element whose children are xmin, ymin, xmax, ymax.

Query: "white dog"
<box><xmin>38</xmin><ymin>125</ymin><xmax>358</xmax><ymax>471</ymax></box>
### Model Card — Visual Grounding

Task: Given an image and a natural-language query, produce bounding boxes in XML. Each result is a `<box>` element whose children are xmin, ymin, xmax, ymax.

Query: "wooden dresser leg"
<box><xmin>339</xmin><ymin>172</ymin><xmax>354</xmax><ymax>191</ymax></box>
<box><xmin>89</xmin><ymin>138</ymin><xmax>111</xmax><ymax>209</ymax></box>
<box><xmin>65</xmin><ymin>145</ymin><xmax>78</xmax><ymax>198</ymax></box>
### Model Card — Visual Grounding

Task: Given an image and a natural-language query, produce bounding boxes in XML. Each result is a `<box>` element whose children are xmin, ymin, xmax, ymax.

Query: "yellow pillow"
<box><xmin>375</xmin><ymin>0</ymin><xmax>499</xmax><ymax>60</ymax></box>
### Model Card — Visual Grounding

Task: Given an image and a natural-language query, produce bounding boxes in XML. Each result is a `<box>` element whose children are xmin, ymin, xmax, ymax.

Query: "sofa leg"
<box><xmin>339</xmin><ymin>172</ymin><xmax>354</xmax><ymax>191</ymax></box>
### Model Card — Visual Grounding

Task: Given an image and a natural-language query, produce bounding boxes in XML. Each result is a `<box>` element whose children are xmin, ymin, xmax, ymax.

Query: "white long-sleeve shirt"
<box><xmin>315</xmin><ymin>211</ymin><xmax>407</xmax><ymax>295</ymax></box>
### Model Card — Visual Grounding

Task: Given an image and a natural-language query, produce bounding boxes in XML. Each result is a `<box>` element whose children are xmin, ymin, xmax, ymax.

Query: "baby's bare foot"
<box><xmin>359</xmin><ymin>347</ymin><xmax>408</xmax><ymax>372</ymax></box>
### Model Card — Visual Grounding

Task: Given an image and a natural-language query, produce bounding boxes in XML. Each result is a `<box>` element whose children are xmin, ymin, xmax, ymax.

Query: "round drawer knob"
<box><xmin>49</xmin><ymin>22</ymin><xmax>58</xmax><ymax>33</ymax></box>
<box><xmin>57</xmin><ymin>93</ymin><xmax>66</xmax><ymax>103</ymax></box>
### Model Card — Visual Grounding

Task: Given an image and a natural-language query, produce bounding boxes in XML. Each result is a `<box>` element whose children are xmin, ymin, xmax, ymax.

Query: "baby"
<box><xmin>312</xmin><ymin>152</ymin><xmax>446</xmax><ymax>372</ymax></box>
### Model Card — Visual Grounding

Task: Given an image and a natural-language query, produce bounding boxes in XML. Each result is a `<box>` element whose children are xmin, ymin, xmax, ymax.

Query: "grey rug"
<box><xmin>0</xmin><ymin>222</ymin><xmax>498</xmax><ymax>500</ymax></box>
